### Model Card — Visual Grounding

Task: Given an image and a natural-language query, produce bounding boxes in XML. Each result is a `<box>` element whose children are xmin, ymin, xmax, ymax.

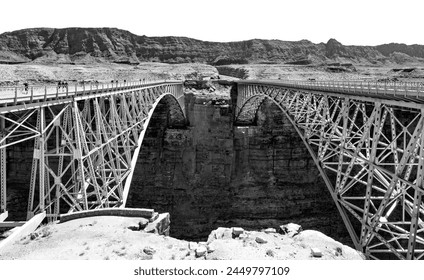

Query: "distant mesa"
<box><xmin>0</xmin><ymin>27</ymin><xmax>423</xmax><ymax>65</ymax></box>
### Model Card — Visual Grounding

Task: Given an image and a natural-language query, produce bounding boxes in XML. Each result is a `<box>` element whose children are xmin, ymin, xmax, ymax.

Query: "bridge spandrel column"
<box><xmin>72</xmin><ymin>102</ymin><xmax>89</xmax><ymax>210</ymax></box>
<box><xmin>38</xmin><ymin>107</ymin><xmax>46</xmax><ymax>213</ymax></box>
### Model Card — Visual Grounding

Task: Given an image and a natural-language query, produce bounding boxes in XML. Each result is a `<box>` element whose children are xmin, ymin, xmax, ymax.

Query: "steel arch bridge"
<box><xmin>0</xmin><ymin>80</ymin><xmax>185</xmax><ymax>223</ymax></box>
<box><xmin>236</xmin><ymin>80</ymin><xmax>424</xmax><ymax>260</ymax></box>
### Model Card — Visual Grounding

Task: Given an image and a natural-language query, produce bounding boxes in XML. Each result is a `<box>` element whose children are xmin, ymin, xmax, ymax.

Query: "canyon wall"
<box><xmin>2</xmin><ymin>27</ymin><xmax>421</xmax><ymax>65</ymax></box>
<box><xmin>126</xmin><ymin>83</ymin><xmax>351</xmax><ymax>245</ymax></box>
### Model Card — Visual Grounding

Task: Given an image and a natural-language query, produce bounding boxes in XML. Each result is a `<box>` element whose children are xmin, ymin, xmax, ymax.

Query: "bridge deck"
<box><xmin>238</xmin><ymin>80</ymin><xmax>424</xmax><ymax>107</ymax></box>
<box><xmin>0</xmin><ymin>80</ymin><xmax>181</xmax><ymax>113</ymax></box>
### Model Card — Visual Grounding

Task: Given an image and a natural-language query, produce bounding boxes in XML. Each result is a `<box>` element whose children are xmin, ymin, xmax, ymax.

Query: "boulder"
<box><xmin>232</xmin><ymin>227</ymin><xmax>244</xmax><ymax>238</ymax></box>
<box><xmin>189</xmin><ymin>242</ymin><xmax>199</xmax><ymax>251</ymax></box>
<box><xmin>207</xmin><ymin>227</ymin><xmax>233</xmax><ymax>243</ymax></box>
<box><xmin>207</xmin><ymin>243</ymin><xmax>216</xmax><ymax>253</ymax></box>
<box><xmin>255</xmin><ymin>236</ymin><xmax>268</xmax><ymax>244</ymax></box>
<box><xmin>264</xmin><ymin>228</ymin><xmax>277</xmax><ymax>234</ymax></box>
<box><xmin>143</xmin><ymin>213</ymin><xmax>170</xmax><ymax>235</ymax></box>
<box><xmin>143</xmin><ymin>246</ymin><xmax>156</xmax><ymax>255</ymax></box>
<box><xmin>311</xmin><ymin>247</ymin><xmax>322</xmax><ymax>258</ymax></box>
<box><xmin>279</xmin><ymin>223</ymin><xmax>302</xmax><ymax>237</ymax></box>
<box><xmin>239</xmin><ymin>233</ymin><xmax>248</xmax><ymax>239</ymax></box>
<box><xmin>195</xmin><ymin>246</ymin><xmax>207</xmax><ymax>257</ymax></box>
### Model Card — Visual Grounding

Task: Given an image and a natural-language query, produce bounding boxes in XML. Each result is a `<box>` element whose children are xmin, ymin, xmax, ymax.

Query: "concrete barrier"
<box><xmin>59</xmin><ymin>208</ymin><xmax>155</xmax><ymax>223</ymax></box>
<box><xmin>0</xmin><ymin>212</ymin><xmax>46</xmax><ymax>253</ymax></box>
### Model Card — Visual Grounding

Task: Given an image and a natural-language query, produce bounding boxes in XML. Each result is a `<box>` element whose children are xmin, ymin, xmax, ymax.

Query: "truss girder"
<box><xmin>0</xmin><ymin>82</ymin><xmax>184</xmax><ymax>222</ymax></box>
<box><xmin>236</xmin><ymin>83</ymin><xmax>424</xmax><ymax>260</ymax></box>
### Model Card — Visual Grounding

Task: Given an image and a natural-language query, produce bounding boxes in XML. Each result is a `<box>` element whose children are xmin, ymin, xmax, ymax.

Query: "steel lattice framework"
<box><xmin>236</xmin><ymin>80</ymin><xmax>424</xmax><ymax>260</ymax></box>
<box><xmin>0</xmin><ymin>81</ymin><xmax>185</xmax><ymax>222</ymax></box>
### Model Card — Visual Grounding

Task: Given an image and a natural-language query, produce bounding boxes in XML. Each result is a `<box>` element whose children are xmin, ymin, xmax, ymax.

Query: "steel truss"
<box><xmin>0</xmin><ymin>82</ymin><xmax>185</xmax><ymax>222</ymax></box>
<box><xmin>236</xmin><ymin>83</ymin><xmax>424</xmax><ymax>260</ymax></box>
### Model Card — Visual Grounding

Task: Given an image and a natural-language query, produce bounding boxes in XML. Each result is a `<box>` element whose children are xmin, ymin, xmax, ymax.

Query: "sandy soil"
<box><xmin>0</xmin><ymin>216</ymin><xmax>364</xmax><ymax>260</ymax></box>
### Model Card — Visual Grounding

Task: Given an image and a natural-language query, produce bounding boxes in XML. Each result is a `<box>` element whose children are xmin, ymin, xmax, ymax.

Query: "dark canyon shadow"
<box><xmin>126</xmin><ymin>84</ymin><xmax>352</xmax><ymax>246</ymax></box>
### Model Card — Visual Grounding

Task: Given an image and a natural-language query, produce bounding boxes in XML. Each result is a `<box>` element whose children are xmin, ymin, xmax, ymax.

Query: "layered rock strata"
<box><xmin>126</xmin><ymin>83</ymin><xmax>351</xmax><ymax>245</ymax></box>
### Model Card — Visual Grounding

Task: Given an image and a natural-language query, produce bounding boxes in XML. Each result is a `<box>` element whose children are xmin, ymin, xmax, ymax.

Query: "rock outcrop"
<box><xmin>377</xmin><ymin>43</ymin><xmax>424</xmax><ymax>59</ymax></box>
<box><xmin>1</xmin><ymin>27</ymin><xmax>422</xmax><ymax>65</ymax></box>
<box><xmin>325</xmin><ymin>38</ymin><xmax>386</xmax><ymax>64</ymax></box>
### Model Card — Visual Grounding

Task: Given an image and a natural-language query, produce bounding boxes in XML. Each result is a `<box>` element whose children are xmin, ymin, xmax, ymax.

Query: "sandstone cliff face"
<box><xmin>325</xmin><ymin>39</ymin><xmax>386</xmax><ymax>64</ymax></box>
<box><xmin>126</xmin><ymin>84</ymin><xmax>351</xmax><ymax>245</ymax></box>
<box><xmin>377</xmin><ymin>43</ymin><xmax>424</xmax><ymax>59</ymax></box>
<box><xmin>0</xmin><ymin>27</ymin><xmax>419</xmax><ymax>65</ymax></box>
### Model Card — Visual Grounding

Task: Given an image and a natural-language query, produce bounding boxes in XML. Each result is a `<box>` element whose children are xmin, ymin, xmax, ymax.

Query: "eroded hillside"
<box><xmin>1</xmin><ymin>27</ymin><xmax>424</xmax><ymax>65</ymax></box>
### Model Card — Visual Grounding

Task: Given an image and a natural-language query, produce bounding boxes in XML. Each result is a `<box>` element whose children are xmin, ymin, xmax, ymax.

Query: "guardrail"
<box><xmin>0</xmin><ymin>79</ymin><xmax>181</xmax><ymax>107</ymax></box>
<box><xmin>242</xmin><ymin>80</ymin><xmax>424</xmax><ymax>99</ymax></box>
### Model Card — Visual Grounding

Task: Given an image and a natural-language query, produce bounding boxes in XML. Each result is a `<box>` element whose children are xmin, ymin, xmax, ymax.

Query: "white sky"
<box><xmin>0</xmin><ymin>0</ymin><xmax>422</xmax><ymax>46</ymax></box>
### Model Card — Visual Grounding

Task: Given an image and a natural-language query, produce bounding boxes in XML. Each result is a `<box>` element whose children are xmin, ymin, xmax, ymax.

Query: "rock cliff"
<box><xmin>1</xmin><ymin>27</ymin><xmax>422</xmax><ymax>65</ymax></box>
<box><xmin>377</xmin><ymin>43</ymin><xmax>424</xmax><ymax>59</ymax></box>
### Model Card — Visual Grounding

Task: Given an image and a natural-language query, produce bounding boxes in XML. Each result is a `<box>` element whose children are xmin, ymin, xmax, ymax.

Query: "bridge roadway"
<box><xmin>240</xmin><ymin>79</ymin><xmax>424</xmax><ymax>108</ymax></box>
<box><xmin>0</xmin><ymin>80</ymin><xmax>182</xmax><ymax>113</ymax></box>
<box><xmin>1</xmin><ymin>78</ymin><xmax>422</xmax><ymax>112</ymax></box>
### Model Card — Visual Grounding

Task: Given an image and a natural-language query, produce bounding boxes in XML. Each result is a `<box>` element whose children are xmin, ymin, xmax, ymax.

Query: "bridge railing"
<box><xmin>274</xmin><ymin>80</ymin><xmax>424</xmax><ymax>98</ymax></box>
<box><xmin>0</xmin><ymin>79</ymin><xmax>181</xmax><ymax>107</ymax></box>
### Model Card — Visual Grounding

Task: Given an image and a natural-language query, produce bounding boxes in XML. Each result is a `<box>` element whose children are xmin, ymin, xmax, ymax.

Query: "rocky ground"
<box><xmin>217</xmin><ymin>63</ymin><xmax>424</xmax><ymax>82</ymax></box>
<box><xmin>0</xmin><ymin>62</ymin><xmax>218</xmax><ymax>86</ymax></box>
<box><xmin>0</xmin><ymin>216</ymin><xmax>363</xmax><ymax>260</ymax></box>
<box><xmin>1</xmin><ymin>62</ymin><xmax>423</xmax><ymax>87</ymax></box>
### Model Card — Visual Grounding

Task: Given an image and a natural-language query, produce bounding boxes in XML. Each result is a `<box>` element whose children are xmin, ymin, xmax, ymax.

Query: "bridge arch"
<box><xmin>235</xmin><ymin>81</ymin><xmax>424</xmax><ymax>260</ymax></box>
<box><xmin>122</xmin><ymin>92</ymin><xmax>186</xmax><ymax>206</ymax></box>
<box><xmin>236</xmin><ymin>89</ymin><xmax>358</xmax><ymax>244</ymax></box>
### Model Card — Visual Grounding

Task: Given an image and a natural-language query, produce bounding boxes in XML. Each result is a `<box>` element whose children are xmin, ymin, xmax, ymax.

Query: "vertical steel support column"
<box><xmin>335</xmin><ymin>98</ymin><xmax>349</xmax><ymax>192</ymax></box>
<box><xmin>39</xmin><ymin>107</ymin><xmax>46</xmax><ymax>212</ymax></box>
<box><xmin>361</xmin><ymin>102</ymin><xmax>382</xmax><ymax>248</ymax></box>
<box><xmin>0</xmin><ymin>117</ymin><xmax>6</xmax><ymax>213</ymax></box>
<box><xmin>72</xmin><ymin>101</ymin><xmax>88</xmax><ymax>210</ymax></box>
<box><xmin>27</xmin><ymin>111</ymin><xmax>41</xmax><ymax>220</ymax></box>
